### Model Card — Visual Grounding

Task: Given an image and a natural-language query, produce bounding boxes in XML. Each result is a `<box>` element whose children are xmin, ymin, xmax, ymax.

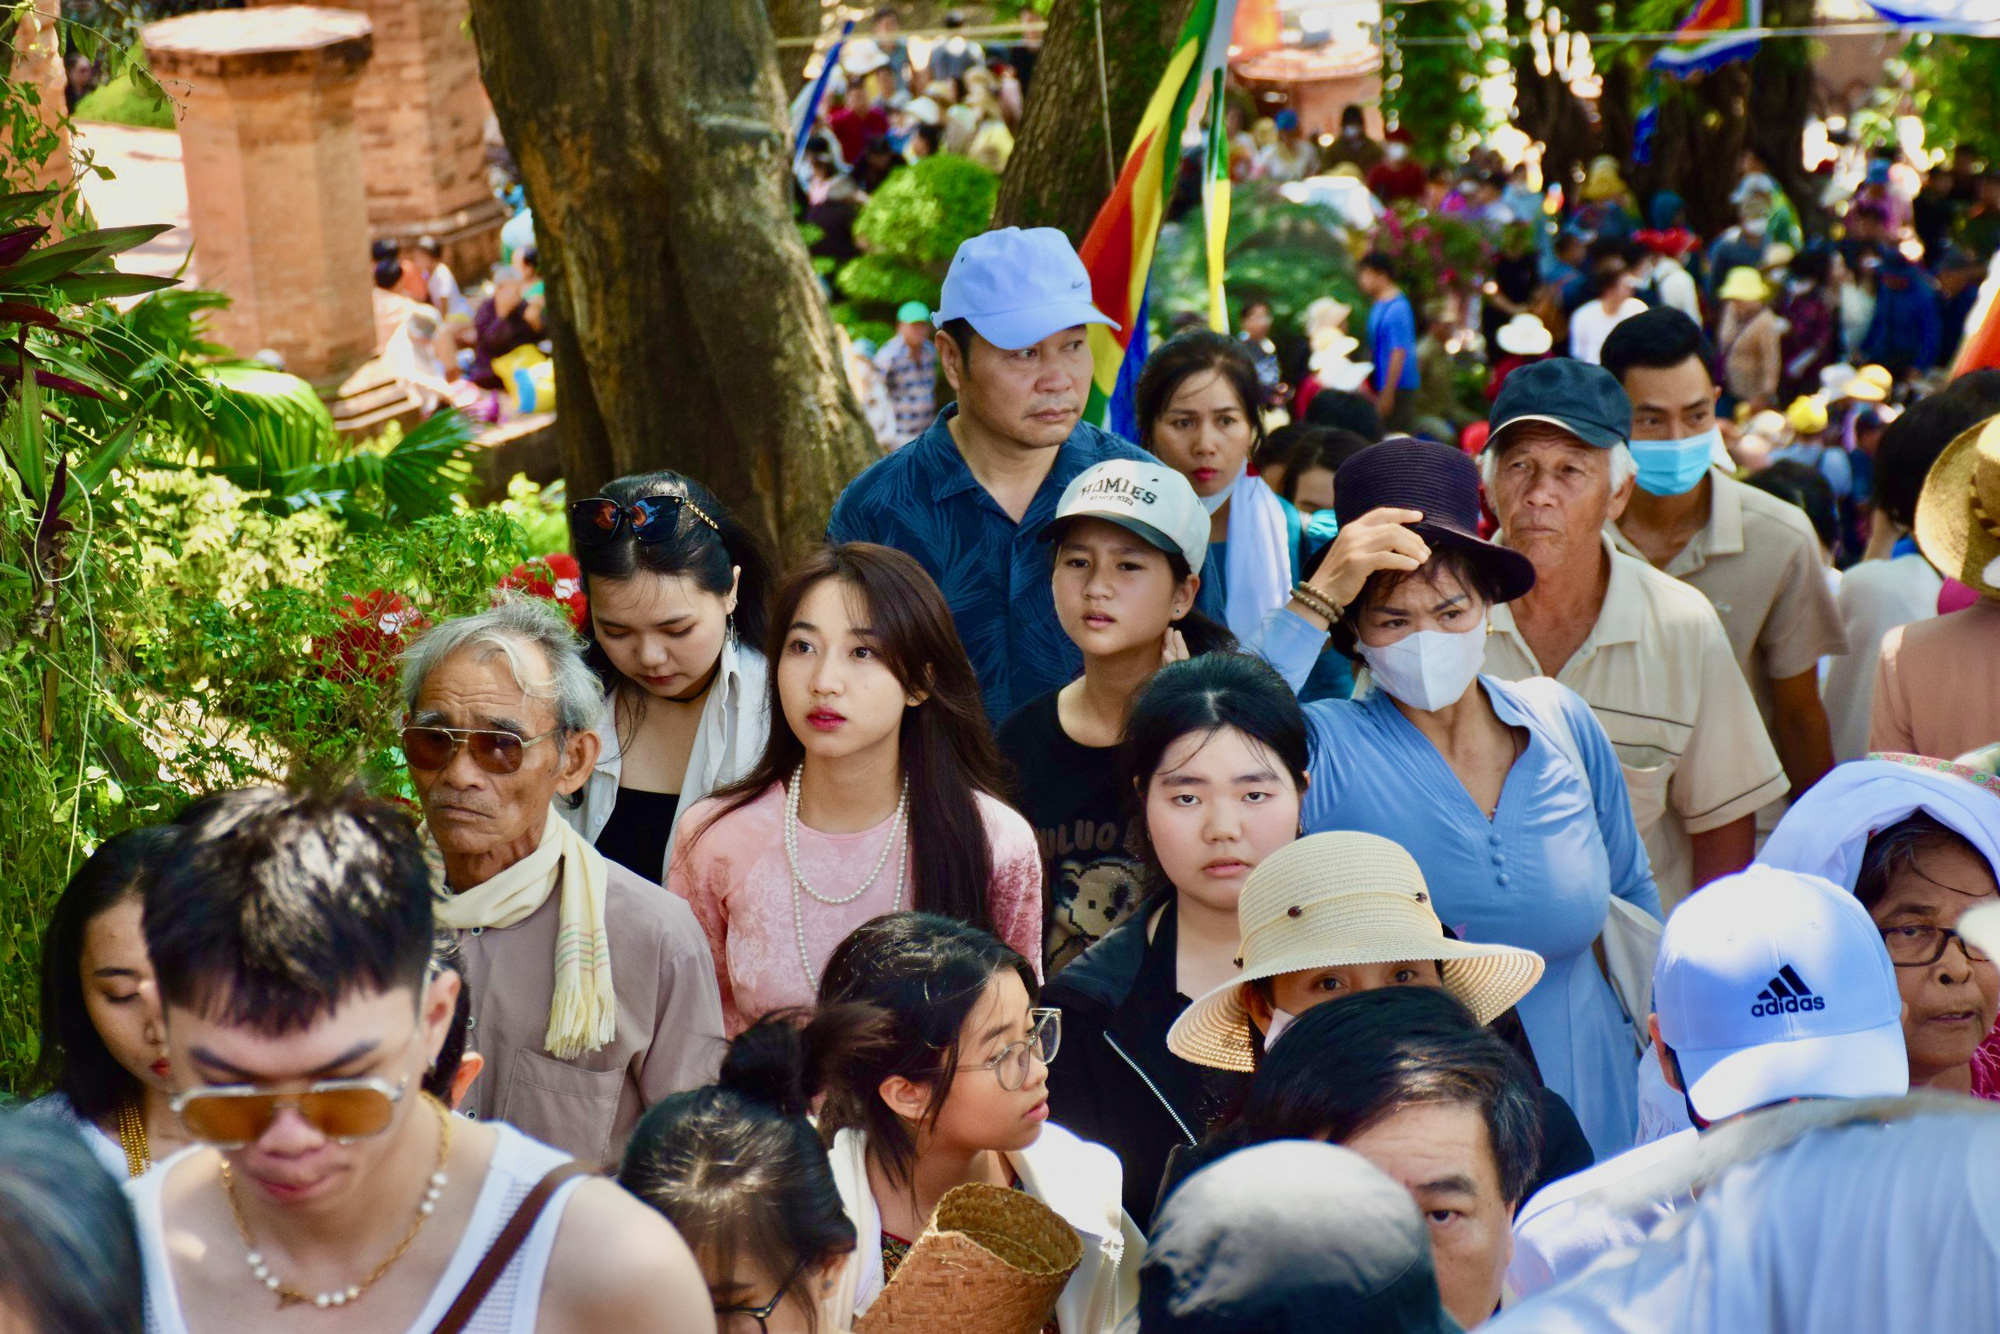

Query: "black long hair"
<box><xmin>689</xmin><ymin>544</ymin><xmax>1011</xmax><ymax>934</ymax></box>
<box><xmin>1135</xmin><ymin>330</ymin><xmax>1267</xmax><ymax>462</ymax></box>
<box><xmin>1120</xmin><ymin>654</ymin><xmax>1312</xmax><ymax>892</ymax></box>
<box><xmin>34</xmin><ymin>826</ymin><xmax>181</xmax><ymax>1120</ymax></box>
<box><xmin>569</xmin><ymin>470</ymin><xmax>774</xmax><ymax>735</ymax></box>
<box><xmin>814</xmin><ymin>913</ymin><xmax>1040</xmax><ymax>1191</ymax></box>
<box><xmin>620</xmin><ymin>1012</ymin><xmax>868</xmax><ymax>1331</ymax></box>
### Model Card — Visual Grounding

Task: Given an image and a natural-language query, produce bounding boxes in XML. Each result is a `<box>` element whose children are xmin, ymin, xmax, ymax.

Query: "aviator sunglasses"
<box><xmin>400</xmin><ymin>724</ymin><xmax>558</xmax><ymax>775</ymax></box>
<box><xmin>172</xmin><ymin>1075</ymin><xmax>410</xmax><ymax>1148</ymax></box>
<box><xmin>568</xmin><ymin>493</ymin><xmax>719</xmax><ymax>545</ymax></box>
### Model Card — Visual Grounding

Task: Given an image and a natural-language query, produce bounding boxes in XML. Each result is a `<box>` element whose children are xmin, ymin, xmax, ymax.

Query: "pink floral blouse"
<box><xmin>669</xmin><ymin>783</ymin><xmax>1044</xmax><ymax>1035</ymax></box>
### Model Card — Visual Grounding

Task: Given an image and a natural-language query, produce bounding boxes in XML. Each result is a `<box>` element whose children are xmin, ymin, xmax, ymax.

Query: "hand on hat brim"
<box><xmin>963</xmin><ymin>304</ymin><xmax>1120</xmax><ymax>351</ymax></box>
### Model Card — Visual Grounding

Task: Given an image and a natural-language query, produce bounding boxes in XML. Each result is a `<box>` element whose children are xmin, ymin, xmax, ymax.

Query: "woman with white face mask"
<box><xmin>1276</xmin><ymin>437</ymin><xmax>1662</xmax><ymax>1157</ymax></box>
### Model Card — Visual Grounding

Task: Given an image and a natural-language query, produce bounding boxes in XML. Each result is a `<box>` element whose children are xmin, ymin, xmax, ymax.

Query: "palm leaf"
<box><xmin>170</xmin><ymin>362</ymin><xmax>338</xmax><ymax>484</ymax></box>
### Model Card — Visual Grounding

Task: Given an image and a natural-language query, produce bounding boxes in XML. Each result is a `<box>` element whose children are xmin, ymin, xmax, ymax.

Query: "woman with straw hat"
<box><xmin>1164</xmin><ymin>831</ymin><xmax>1592</xmax><ymax>1198</ymax></box>
<box><xmin>1871</xmin><ymin>415</ymin><xmax>2000</xmax><ymax>757</ymax></box>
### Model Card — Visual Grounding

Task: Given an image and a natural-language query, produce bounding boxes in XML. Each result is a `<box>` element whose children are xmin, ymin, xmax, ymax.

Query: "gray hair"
<box><xmin>0</xmin><ymin>1110</ymin><xmax>144</xmax><ymax>1333</ymax></box>
<box><xmin>398</xmin><ymin>596</ymin><xmax>602</xmax><ymax>735</ymax></box>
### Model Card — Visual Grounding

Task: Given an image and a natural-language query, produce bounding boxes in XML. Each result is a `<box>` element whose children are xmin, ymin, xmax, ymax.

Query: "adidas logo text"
<box><xmin>1750</xmin><ymin>965</ymin><xmax>1826</xmax><ymax>1017</ymax></box>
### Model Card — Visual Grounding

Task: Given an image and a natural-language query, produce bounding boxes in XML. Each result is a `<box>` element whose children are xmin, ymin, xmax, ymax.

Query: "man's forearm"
<box><xmin>1773</xmin><ymin>693</ymin><xmax>1835</xmax><ymax>796</ymax></box>
<box><xmin>1690</xmin><ymin>815</ymin><xmax>1756</xmax><ymax>891</ymax></box>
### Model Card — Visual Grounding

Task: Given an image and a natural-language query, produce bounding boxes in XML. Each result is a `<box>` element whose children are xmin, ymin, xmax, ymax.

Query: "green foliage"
<box><xmin>1904</xmin><ymin>34</ymin><xmax>2000</xmax><ymax>159</ymax></box>
<box><xmin>1151</xmin><ymin>184</ymin><xmax>1364</xmax><ymax>343</ymax></box>
<box><xmin>832</xmin><ymin>154</ymin><xmax>998</xmax><ymax>335</ymax></box>
<box><xmin>72</xmin><ymin>63</ymin><xmax>174</xmax><ymax>130</ymax></box>
<box><xmin>1381</xmin><ymin>0</ymin><xmax>1498</xmax><ymax>153</ymax></box>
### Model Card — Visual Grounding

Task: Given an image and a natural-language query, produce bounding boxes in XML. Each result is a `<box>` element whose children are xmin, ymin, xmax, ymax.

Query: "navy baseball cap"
<box><xmin>1487</xmin><ymin>357</ymin><xmax>1632</xmax><ymax>452</ymax></box>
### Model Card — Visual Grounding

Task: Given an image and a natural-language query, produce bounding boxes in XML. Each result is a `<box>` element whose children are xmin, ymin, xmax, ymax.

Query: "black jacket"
<box><xmin>1042</xmin><ymin>899</ymin><xmax>1247</xmax><ymax>1234</ymax></box>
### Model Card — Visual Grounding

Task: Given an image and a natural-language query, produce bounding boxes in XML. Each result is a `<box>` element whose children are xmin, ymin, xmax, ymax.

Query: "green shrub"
<box><xmin>832</xmin><ymin>154</ymin><xmax>998</xmax><ymax>333</ymax></box>
<box><xmin>73</xmin><ymin>65</ymin><xmax>175</xmax><ymax>131</ymax></box>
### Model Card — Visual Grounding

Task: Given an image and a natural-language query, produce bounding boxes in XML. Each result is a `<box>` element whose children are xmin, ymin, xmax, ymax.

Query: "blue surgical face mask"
<box><xmin>1629</xmin><ymin>427</ymin><xmax>1720</xmax><ymax>496</ymax></box>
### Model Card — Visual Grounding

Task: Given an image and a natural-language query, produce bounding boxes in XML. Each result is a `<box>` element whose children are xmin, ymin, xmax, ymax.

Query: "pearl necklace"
<box><xmin>223</xmin><ymin>1093</ymin><xmax>453</xmax><ymax>1310</ymax></box>
<box><xmin>785</xmin><ymin>764</ymin><xmax>909</xmax><ymax>989</ymax></box>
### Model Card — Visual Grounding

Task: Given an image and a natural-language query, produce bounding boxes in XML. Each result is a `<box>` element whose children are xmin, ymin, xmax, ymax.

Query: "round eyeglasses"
<box><xmin>957</xmin><ymin>1008</ymin><xmax>1061</xmax><ymax>1092</ymax></box>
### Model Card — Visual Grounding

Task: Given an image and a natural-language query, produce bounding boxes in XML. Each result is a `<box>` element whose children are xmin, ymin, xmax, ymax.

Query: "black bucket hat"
<box><xmin>1332</xmin><ymin>436</ymin><xmax>1536</xmax><ymax>604</ymax></box>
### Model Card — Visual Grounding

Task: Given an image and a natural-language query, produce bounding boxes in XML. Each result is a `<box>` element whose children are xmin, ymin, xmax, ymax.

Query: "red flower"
<box><xmin>315</xmin><ymin>590</ymin><xmax>427</xmax><ymax>684</ymax></box>
<box><xmin>497</xmin><ymin>553</ymin><xmax>589</xmax><ymax>632</ymax></box>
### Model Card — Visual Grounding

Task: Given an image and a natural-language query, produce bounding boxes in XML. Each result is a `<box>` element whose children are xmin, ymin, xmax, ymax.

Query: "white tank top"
<box><xmin>132</xmin><ymin>1121</ymin><xmax>584</xmax><ymax>1334</ymax></box>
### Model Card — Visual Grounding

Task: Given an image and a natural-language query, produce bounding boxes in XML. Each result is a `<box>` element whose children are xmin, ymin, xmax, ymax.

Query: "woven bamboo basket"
<box><xmin>854</xmin><ymin>1182</ymin><xmax>1084</xmax><ymax>1334</ymax></box>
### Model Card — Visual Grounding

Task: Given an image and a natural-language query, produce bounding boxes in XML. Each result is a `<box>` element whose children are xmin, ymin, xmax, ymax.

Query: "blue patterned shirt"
<box><xmin>828</xmin><ymin>406</ymin><xmax>1151</xmax><ymax>721</ymax></box>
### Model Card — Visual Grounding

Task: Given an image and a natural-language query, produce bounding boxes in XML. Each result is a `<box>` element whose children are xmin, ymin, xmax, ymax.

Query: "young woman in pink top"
<box><xmin>671</xmin><ymin>542</ymin><xmax>1043</xmax><ymax>1033</ymax></box>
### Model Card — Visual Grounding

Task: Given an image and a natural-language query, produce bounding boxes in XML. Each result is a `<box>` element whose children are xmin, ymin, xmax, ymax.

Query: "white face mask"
<box><xmin>1386</xmin><ymin>143</ymin><xmax>1409</xmax><ymax>163</ymax></box>
<box><xmin>1197</xmin><ymin>472</ymin><xmax>1239</xmax><ymax>515</ymax></box>
<box><xmin>1355</xmin><ymin>615</ymin><xmax>1488</xmax><ymax>712</ymax></box>
<box><xmin>1264</xmin><ymin>1007</ymin><xmax>1299</xmax><ymax>1048</ymax></box>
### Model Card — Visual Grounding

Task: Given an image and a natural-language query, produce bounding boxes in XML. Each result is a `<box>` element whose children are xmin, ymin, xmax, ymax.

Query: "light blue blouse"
<box><xmin>1301</xmin><ymin>675</ymin><xmax>1661</xmax><ymax>1159</ymax></box>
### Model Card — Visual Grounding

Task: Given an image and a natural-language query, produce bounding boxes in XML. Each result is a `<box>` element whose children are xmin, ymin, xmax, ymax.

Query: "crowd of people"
<box><xmin>11</xmin><ymin>87</ymin><xmax>2000</xmax><ymax>1334</ymax></box>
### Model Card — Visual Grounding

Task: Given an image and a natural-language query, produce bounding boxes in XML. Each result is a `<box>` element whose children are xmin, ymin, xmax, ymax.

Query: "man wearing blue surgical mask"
<box><xmin>1603</xmin><ymin>309</ymin><xmax>1847</xmax><ymax>808</ymax></box>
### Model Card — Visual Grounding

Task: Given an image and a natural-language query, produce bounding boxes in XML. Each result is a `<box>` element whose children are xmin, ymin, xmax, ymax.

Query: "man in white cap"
<box><xmin>829</xmin><ymin>226</ymin><xmax>1151</xmax><ymax>721</ymax></box>
<box><xmin>1507</xmin><ymin>864</ymin><xmax>1909</xmax><ymax>1298</ymax></box>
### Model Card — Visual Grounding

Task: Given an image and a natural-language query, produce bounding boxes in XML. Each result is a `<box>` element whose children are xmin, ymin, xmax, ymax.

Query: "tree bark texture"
<box><xmin>992</xmin><ymin>0</ymin><xmax>1202</xmax><ymax>243</ymax></box>
<box><xmin>1508</xmin><ymin>0</ymin><xmax>1815</xmax><ymax>237</ymax></box>
<box><xmin>468</xmin><ymin>0</ymin><xmax>877</xmax><ymax>560</ymax></box>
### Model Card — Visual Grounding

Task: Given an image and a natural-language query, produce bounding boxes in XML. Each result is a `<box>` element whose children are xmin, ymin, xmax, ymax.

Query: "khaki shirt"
<box><xmin>1484</xmin><ymin>537</ymin><xmax>1789</xmax><ymax>912</ymax></box>
<box><xmin>454</xmin><ymin>858</ymin><xmax>725</xmax><ymax>1166</ymax></box>
<box><xmin>1610</xmin><ymin>470</ymin><xmax>1849</xmax><ymax>724</ymax></box>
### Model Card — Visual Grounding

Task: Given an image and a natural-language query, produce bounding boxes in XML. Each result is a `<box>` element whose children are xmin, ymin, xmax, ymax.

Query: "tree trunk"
<box><xmin>468</xmin><ymin>0</ymin><xmax>877</xmax><ymax>560</ymax></box>
<box><xmin>766</xmin><ymin>0</ymin><xmax>827</xmax><ymax>96</ymax></box>
<box><xmin>992</xmin><ymin>0</ymin><xmax>1201</xmax><ymax>243</ymax></box>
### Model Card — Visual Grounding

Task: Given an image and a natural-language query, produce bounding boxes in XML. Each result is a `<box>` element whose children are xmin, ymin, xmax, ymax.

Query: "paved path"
<box><xmin>73</xmin><ymin>120</ymin><xmax>192</xmax><ymax>280</ymax></box>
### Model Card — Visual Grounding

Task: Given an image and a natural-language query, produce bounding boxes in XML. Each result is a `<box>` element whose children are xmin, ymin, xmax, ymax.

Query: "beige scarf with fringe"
<box><xmin>434</xmin><ymin>808</ymin><xmax>616</xmax><ymax>1059</ymax></box>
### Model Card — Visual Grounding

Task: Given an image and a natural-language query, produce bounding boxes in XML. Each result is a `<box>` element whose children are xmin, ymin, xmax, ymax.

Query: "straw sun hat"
<box><xmin>1914</xmin><ymin>414</ymin><xmax>2000</xmax><ymax>600</ymax></box>
<box><xmin>1167</xmin><ymin>833</ymin><xmax>1545</xmax><ymax>1073</ymax></box>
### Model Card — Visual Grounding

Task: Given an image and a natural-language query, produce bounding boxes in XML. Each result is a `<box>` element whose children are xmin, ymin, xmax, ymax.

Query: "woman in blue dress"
<box><xmin>1270</xmin><ymin>437</ymin><xmax>1660</xmax><ymax>1156</ymax></box>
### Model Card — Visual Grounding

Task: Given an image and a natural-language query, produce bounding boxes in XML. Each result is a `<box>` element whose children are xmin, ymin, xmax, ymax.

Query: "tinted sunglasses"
<box><xmin>568</xmin><ymin>493</ymin><xmax>719</xmax><ymax>545</ymax></box>
<box><xmin>172</xmin><ymin>1075</ymin><xmax>407</xmax><ymax>1148</ymax></box>
<box><xmin>401</xmin><ymin>724</ymin><xmax>558</xmax><ymax>775</ymax></box>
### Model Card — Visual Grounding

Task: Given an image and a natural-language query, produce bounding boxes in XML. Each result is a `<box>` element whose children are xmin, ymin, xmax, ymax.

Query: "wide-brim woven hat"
<box><xmin>855</xmin><ymin>1183</ymin><xmax>1084</xmax><ymax>1334</ymax></box>
<box><xmin>1167</xmin><ymin>832</ymin><xmax>1546</xmax><ymax>1072</ymax></box>
<box><xmin>1914</xmin><ymin>414</ymin><xmax>2000</xmax><ymax>600</ymax></box>
<box><xmin>1495</xmin><ymin>312</ymin><xmax>1553</xmax><ymax>356</ymax></box>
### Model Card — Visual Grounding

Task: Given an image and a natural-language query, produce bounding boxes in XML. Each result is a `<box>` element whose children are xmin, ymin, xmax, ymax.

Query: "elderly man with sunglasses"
<box><xmin>398</xmin><ymin>597</ymin><xmax>725</xmax><ymax>1165</ymax></box>
<box><xmin>135</xmin><ymin>785</ymin><xmax>717</xmax><ymax>1333</ymax></box>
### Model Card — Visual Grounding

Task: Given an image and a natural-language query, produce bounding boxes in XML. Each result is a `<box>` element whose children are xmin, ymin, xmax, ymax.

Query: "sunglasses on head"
<box><xmin>568</xmin><ymin>493</ymin><xmax>719</xmax><ymax>545</ymax></box>
<box><xmin>401</xmin><ymin>724</ymin><xmax>558</xmax><ymax>775</ymax></box>
<box><xmin>172</xmin><ymin>1075</ymin><xmax>408</xmax><ymax>1148</ymax></box>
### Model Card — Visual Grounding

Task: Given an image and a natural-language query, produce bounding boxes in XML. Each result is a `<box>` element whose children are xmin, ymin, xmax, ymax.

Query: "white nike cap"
<box><xmin>1653</xmin><ymin>864</ymin><xmax>1908</xmax><ymax>1122</ymax></box>
<box><xmin>1041</xmin><ymin>459</ymin><xmax>1210</xmax><ymax>574</ymax></box>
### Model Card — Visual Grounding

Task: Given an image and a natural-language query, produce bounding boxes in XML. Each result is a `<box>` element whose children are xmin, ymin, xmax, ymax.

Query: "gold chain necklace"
<box><xmin>221</xmin><ymin>1093</ymin><xmax>454</xmax><ymax>1311</ymax></box>
<box><xmin>115</xmin><ymin>1097</ymin><xmax>151</xmax><ymax>1178</ymax></box>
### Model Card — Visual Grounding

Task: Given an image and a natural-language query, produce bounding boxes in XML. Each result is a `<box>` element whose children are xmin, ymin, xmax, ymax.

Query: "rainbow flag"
<box><xmin>1079</xmin><ymin>0</ymin><xmax>1237</xmax><ymax>432</ymax></box>
<box><xmin>1651</xmin><ymin>0</ymin><xmax>1761</xmax><ymax>73</ymax></box>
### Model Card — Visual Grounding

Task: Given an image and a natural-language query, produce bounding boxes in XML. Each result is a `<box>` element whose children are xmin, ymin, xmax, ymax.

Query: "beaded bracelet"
<box><xmin>1291</xmin><ymin>581</ymin><xmax>1343</xmax><ymax>623</ymax></box>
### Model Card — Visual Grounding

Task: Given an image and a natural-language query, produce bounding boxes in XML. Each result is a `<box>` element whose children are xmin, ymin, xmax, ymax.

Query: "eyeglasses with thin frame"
<box><xmin>712</xmin><ymin>1256</ymin><xmax>812</xmax><ymax>1334</ymax></box>
<box><xmin>956</xmin><ymin>1008</ymin><xmax>1061</xmax><ymax>1092</ymax></box>
<box><xmin>1879</xmin><ymin>923</ymin><xmax>1993</xmax><ymax>968</ymax></box>
<box><xmin>401</xmin><ymin>724</ymin><xmax>558</xmax><ymax>775</ymax></box>
<box><xmin>568</xmin><ymin>493</ymin><xmax>719</xmax><ymax>546</ymax></box>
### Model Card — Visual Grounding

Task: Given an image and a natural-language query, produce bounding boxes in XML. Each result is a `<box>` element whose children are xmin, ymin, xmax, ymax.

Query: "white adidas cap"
<box><xmin>1040</xmin><ymin>459</ymin><xmax>1210</xmax><ymax>575</ymax></box>
<box><xmin>1653</xmin><ymin>865</ymin><xmax>1908</xmax><ymax>1122</ymax></box>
